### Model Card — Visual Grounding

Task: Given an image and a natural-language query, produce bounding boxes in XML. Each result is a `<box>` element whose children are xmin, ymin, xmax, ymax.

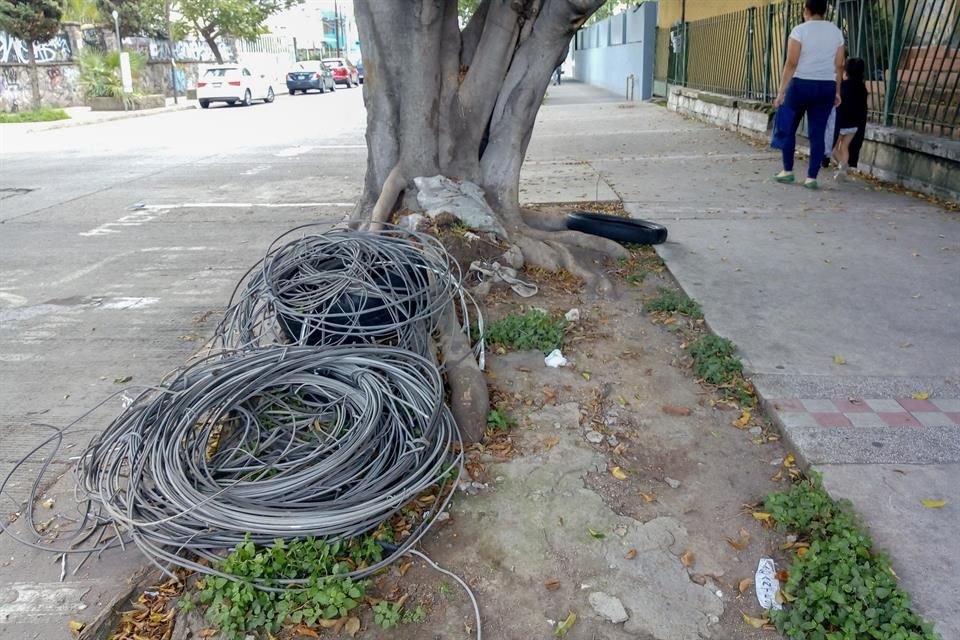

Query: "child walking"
<box><xmin>833</xmin><ymin>57</ymin><xmax>868</xmax><ymax>180</ymax></box>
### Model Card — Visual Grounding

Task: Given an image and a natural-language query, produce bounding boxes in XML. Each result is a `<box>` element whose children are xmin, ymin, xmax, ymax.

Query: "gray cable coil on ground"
<box><xmin>74</xmin><ymin>345</ymin><xmax>462</xmax><ymax>585</ymax></box>
<box><xmin>213</xmin><ymin>224</ymin><xmax>480</xmax><ymax>359</ymax></box>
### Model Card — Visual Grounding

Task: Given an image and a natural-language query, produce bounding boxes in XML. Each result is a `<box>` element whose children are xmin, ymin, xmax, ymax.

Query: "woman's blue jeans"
<box><xmin>774</xmin><ymin>78</ymin><xmax>836</xmax><ymax>179</ymax></box>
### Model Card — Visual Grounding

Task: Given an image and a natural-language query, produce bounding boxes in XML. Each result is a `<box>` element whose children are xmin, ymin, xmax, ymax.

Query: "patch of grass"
<box><xmin>765</xmin><ymin>475</ymin><xmax>939</xmax><ymax>640</ymax></box>
<box><xmin>688</xmin><ymin>334</ymin><xmax>753</xmax><ymax>406</ymax></box>
<box><xmin>373</xmin><ymin>601</ymin><xmax>426</xmax><ymax>629</ymax></box>
<box><xmin>485</xmin><ymin>309</ymin><xmax>567</xmax><ymax>353</ymax></box>
<box><xmin>486</xmin><ymin>408</ymin><xmax>514</xmax><ymax>432</ymax></box>
<box><xmin>645</xmin><ymin>287</ymin><xmax>703</xmax><ymax>319</ymax></box>
<box><xmin>191</xmin><ymin>534</ymin><xmax>383</xmax><ymax>640</ymax></box>
<box><xmin>0</xmin><ymin>108</ymin><xmax>69</xmax><ymax>124</ymax></box>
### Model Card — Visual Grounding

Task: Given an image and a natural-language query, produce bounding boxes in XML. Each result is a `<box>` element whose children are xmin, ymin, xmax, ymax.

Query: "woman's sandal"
<box><xmin>774</xmin><ymin>173</ymin><xmax>795</xmax><ymax>184</ymax></box>
<box><xmin>803</xmin><ymin>180</ymin><xmax>819</xmax><ymax>190</ymax></box>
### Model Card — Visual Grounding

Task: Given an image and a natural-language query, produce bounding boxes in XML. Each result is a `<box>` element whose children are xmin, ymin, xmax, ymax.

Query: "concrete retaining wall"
<box><xmin>573</xmin><ymin>2</ymin><xmax>657</xmax><ymax>101</ymax></box>
<box><xmin>668</xmin><ymin>87</ymin><xmax>960</xmax><ymax>202</ymax></box>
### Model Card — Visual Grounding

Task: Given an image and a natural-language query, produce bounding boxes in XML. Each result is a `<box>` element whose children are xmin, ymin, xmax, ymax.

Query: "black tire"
<box><xmin>330</xmin><ymin>81</ymin><xmax>335</xmax><ymax>92</ymax></box>
<box><xmin>289</xmin><ymin>89</ymin><xmax>297</xmax><ymax>95</ymax></box>
<box><xmin>199</xmin><ymin>100</ymin><xmax>210</xmax><ymax>109</ymax></box>
<box><xmin>265</xmin><ymin>87</ymin><xmax>275</xmax><ymax>103</ymax></box>
<box><xmin>319</xmin><ymin>82</ymin><xmax>326</xmax><ymax>94</ymax></box>
<box><xmin>227</xmin><ymin>100</ymin><xmax>237</xmax><ymax>106</ymax></box>
<box><xmin>242</xmin><ymin>90</ymin><xmax>252</xmax><ymax>106</ymax></box>
<box><xmin>566</xmin><ymin>211</ymin><xmax>668</xmax><ymax>245</ymax></box>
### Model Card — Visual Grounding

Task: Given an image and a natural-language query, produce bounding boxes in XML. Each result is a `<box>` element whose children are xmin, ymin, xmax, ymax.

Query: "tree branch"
<box><xmin>460</xmin><ymin>0</ymin><xmax>492</xmax><ymax>69</ymax></box>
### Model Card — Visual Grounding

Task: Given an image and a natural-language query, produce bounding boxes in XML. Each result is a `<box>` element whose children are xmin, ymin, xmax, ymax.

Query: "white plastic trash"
<box><xmin>755</xmin><ymin>558</ymin><xmax>782</xmax><ymax>611</ymax></box>
<box><xmin>544</xmin><ymin>349</ymin><xmax>568</xmax><ymax>368</ymax></box>
<box><xmin>565</xmin><ymin>308</ymin><xmax>581</xmax><ymax>322</ymax></box>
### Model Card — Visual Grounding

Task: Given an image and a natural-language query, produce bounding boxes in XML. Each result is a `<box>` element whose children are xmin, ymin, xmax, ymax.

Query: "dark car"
<box><xmin>356</xmin><ymin>59</ymin><xmax>364</xmax><ymax>84</ymax></box>
<box><xmin>286</xmin><ymin>61</ymin><xmax>336</xmax><ymax>95</ymax></box>
<box><xmin>322</xmin><ymin>57</ymin><xmax>359</xmax><ymax>88</ymax></box>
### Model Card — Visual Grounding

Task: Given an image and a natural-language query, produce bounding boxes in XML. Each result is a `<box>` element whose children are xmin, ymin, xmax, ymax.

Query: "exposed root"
<box><xmin>438</xmin><ymin>307</ymin><xmax>488</xmax><ymax>443</ymax></box>
<box><xmin>353</xmin><ymin>164</ymin><xmax>407</xmax><ymax>231</ymax></box>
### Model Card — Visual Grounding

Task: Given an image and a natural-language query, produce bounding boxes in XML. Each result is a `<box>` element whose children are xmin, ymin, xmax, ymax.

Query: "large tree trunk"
<box><xmin>353</xmin><ymin>0</ymin><xmax>626</xmax><ymax>442</ymax></box>
<box><xmin>27</xmin><ymin>42</ymin><xmax>41</xmax><ymax>110</ymax></box>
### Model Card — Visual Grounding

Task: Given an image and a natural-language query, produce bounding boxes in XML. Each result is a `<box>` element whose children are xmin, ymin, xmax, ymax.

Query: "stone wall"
<box><xmin>668</xmin><ymin>86</ymin><xmax>960</xmax><ymax>202</ymax></box>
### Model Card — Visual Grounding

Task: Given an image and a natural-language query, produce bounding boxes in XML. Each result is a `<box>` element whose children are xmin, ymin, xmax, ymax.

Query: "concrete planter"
<box><xmin>87</xmin><ymin>94</ymin><xmax>166</xmax><ymax>111</ymax></box>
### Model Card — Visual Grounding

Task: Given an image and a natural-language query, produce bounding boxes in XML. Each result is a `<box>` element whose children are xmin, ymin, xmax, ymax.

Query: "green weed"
<box><xmin>765</xmin><ymin>476</ymin><xmax>938</xmax><ymax>640</ymax></box>
<box><xmin>0</xmin><ymin>108</ymin><xmax>69</xmax><ymax>123</ymax></box>
<box><xmin>688</xmin><ymin>335</ymin><xmax>753</xmax><ymax>406</ymax></box>
<box><xmin>486</xmin><ymin>408</ymin><xmax>514</xmax><ymax>432</ymax></box>
<box><xmin>485</xmin><ymin>309</ymin><xmax>567</xmax><ymax>353</ymax></box>
<box><xmin>644</xmin><ymin>287</ymin><xmax>703</xmax><ymax>319</ymax></box>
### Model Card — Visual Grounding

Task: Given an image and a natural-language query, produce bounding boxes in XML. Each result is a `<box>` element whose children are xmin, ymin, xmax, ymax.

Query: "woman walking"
<box><xmin>772</xmin><ymin>0</ymin><xmax>845</xmax><ymax>189</ymax></box>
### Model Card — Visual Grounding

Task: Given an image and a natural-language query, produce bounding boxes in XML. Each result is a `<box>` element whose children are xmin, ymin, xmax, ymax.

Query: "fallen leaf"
<box><xmin>680</xmin><ymin>550</ymin><xmax>695</xmax><ymax>568</ymax></box>
<box><xmin>726</xmin><ymin>529</ymin><xmax>750</xmax><ymax>550</ymax></box>
<box><xmin>344</xmin><ymin>617</ymin><xmax>361</xmax><ymax>637</ymax></box>
<box><xmin>738</xmin><ymin>577</ymin><xmax>752</xmax><ymax>593</ymax></box>
<box><xmin>775</xmin><ymin>569</ymin><xmax>789</xmax><ymax>582</ymax></box>
<box><xmin>68</xmin><ymin>621</ymin><xmax>85</xmax><ymax>636</ymax></box>
<box><xmin>796</xmin><ymin>546</ymin><xmax>809</xmax><ymax>559</ymax></box>
<box><xmin>742</xmin><ymin>613</ymin><xmax>769</xmax><ymax>629</ymax></box>
<box><xmin>544</xmin><ymin>578</ymin><xmax>561</xmax><ymax>591</ymax></box>
<box><xmin>318</xmin><ymin>619</ymin><xmax>340</xmax><ymax>629</ymax></box>
<box><xmin>42</xmin><ymin>498</ymin><xmax>55</xmax><ymax>509</ymax></box>
<box><xmin>770</xmin><ymin>470</ymin><xmax>783</xmax><ymax>482</ymax></box>
<box><xmin>113</xmin><ymin>375</ymin><xmax>133</xmax><ymax>384</ymax></box>
<box><xmin>543</xmin><ymin>435</ymin><xmax>560</xmax><ymax>448</ymax></box>
<box><xmin>611</xmin><ymin>466</ymin><xmax>628</xmax><ymax>480</ymax></box>
<box><xmin>921</xmin><ymin>499</ymin><xmax>947</xmax><ymax>508</ymax></box>
<box><xmin>625</xmin><ymin>549</ymin><xmax>638</xmax><ymax>560</ymax></box>
<box><xmin>661</xmin><ymin>404</ymin><xmax>692</xmax><ymax>416</ymax></box>
<box><xmin>588</xmin><ymin>528</ymin><xmax>605</xmax><ymax>540</ymax></box>
<box><xmin>555</xmin><ymin>612</ymin><xmax>577</xmax><ymax>637</ymax></box>
<box><xmin>197</xmin><ymin>630</ymin><xmax>218</xmax><ymax>638</ymax></box>
<box><xmin>911</xmin><ymin>392</ymin><xmax>930</xmax><ymax>400</ymax></box>
<box><xmin>691</xmin><ymin>573</ymin><xmax>707</xmax><ymax>585</ymax></box>
<box><xmin>732</xmin><ymin>409</ymin><xmax>751</xmax><ymax>429</ymax></box>
<box><xmin>777</xmin><ymin>589</ymin><xmax>796</xmax><ymax>603</ymax></box>
<box><xmin>581</xmin><ymin>372</ymin><xmax>592</xmax><ymax>381</ymax></box>
<box><xmin>399</xmin><ymin>561</ymin><xmax>413</xmax><ymax>576</ymax></box>
<box><xmin>833</xmin><ymin>354</ymin><xmax>846</xmax><ymax>365</ymax></box>
<box><xmin>752</xmin><ymin>511</ymin><xmax>773</xmax><ymax>523</ymax></box>
<box><xmin>638</xmin><ymin>491</ymin><xmax>657</xmax><ymax>503</ymax></box>
<box><xmin>295</xmin><ymin>626</ymin><xmax>321</xmax><ymax>639</ymax></box>
<box><xmin>615</xmin><ymin>394</ymin><xmax>628</xmax><ymax>407</ymax></box>
<box><xmin>900</xmin><ymin>340</ymin><xmax>913</xmax><ymax>348</ymax></box>
<box><xmin>783</xmin><ymin>454</ymin><xmax>796</xmax><ymax>468</ymax></box>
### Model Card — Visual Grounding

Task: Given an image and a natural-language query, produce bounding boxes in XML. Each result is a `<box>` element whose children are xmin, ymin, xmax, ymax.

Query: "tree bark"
<box><xmin>27</xmin><ymin>42</ymin><xmax>41</xmax><ymax>110</ymax></box>
<box><xmin>199</xmin><ymin>25</ymin><xmax>223</xmax><ymax>64</ymax></box>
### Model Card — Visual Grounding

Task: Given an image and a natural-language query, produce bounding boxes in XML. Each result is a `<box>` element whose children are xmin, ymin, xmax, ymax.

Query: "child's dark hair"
<box><xmin>805</xmin><ymin>0</ymin><xmax>829</xmax><ymax>16</ymax></box>
<box><xmin>845</xmin><ymin>57</ymin><xmax>866</xmax><ymax>83</ymax></box>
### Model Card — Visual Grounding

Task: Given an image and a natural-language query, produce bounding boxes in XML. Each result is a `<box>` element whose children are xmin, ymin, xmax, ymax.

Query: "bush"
<box><xmin>77</xmin><ymin>48</ymin><xmax>146</xmax><ymax>103</ymax></box>
<box><xmin>765</xmin><ymin>476</ymin><xmax>938</xmax><ymax>640</ymax></box>
<box><xmin>688</xmin><ymin>334</ymin><xmax>742</xmax><ymax>386</ymax></box>
<box><xmin>0</xmin><ymin>108</ymin><xmax>69</xmax><ymax>123</ymax></box>
<box><xmin>485</xmin><ymin>309</ymin><xmax>568</xmax><ymax>353</ymax></box>
<box><xmin>644</xmin><ymin>286</ymin><xmax>703</xmax><ymax>319</ymax></box>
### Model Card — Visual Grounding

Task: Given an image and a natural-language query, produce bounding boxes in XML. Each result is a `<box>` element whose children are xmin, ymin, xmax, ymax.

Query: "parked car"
<box><xmin>286</xmin><ymin>61</ymin><xmax>336</xmax><ymax>95</ymax></box>
<box><xmin>198</xmin><ymin>66</ymin><xmax>275</xmax><ymax>108</ymax></box>
<box><xmin>355</xmin><ymin>59</ymin><xmax>364</xmax><ymax>84</ymax></box>
<box><xmin>322</xmin><ymin>58</ymin><xmax>359</xmax><ymax>87</ymax></box>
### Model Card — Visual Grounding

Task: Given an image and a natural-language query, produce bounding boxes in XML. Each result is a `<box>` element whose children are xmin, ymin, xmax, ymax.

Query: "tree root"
<box><xmin>437</xmin><ymin>307</ymin><xmax>488</xmax><ymax>443</ymax></box>
<box><xmin>352</xmin><ymin>164</ymin><xmax>407</xmax><ymax>230</ymax></box>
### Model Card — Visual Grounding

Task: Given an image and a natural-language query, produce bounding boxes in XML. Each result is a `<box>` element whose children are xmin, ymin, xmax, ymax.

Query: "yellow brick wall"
<box><xmin>658</xmin><ymin>0</ymin><xmax>772</xmax><ymax>27</ymax></box>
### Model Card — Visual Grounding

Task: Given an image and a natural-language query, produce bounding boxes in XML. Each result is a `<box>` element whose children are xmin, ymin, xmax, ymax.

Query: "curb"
<box><xmin>22</xmin><ymin>103</ymin><xmax>198</xmax><ymax>133</ymax></box>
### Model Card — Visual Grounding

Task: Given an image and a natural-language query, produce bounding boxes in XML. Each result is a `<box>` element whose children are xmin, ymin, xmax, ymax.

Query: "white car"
<box><xmin>197</xmin><ymin>66</ymin><xmax>276</xmax><ymax>109</ymax></box>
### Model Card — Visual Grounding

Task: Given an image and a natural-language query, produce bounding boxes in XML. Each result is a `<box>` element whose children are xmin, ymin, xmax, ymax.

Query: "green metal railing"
<box><xmin>668</xmin><ymin>0</ymin><xmax>960</xmax><ymax>138</ymax></box>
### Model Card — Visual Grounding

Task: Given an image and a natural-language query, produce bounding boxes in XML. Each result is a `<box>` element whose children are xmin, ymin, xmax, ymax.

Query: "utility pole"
<box><xmin>165</xmin><ymin>0</ymin><xmax>178</xmax><ymax>104</ymax></box>
<box><xmin>334</xmin><ymin>0</ymin><xmax>342</xmax><ymax>57</ymax></box>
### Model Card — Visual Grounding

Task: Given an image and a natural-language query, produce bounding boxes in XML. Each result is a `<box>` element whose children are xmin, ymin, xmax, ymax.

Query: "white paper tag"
<box><xmin>755</xmin><ymin>558</ymin><xmax>782</xmax><ymax>611</ymax></box>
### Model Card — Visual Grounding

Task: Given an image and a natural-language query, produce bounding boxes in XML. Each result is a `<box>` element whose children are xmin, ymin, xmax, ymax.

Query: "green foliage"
<box><xmin>196</xmin><ymin>535</ymin><xmax>381</xmax><ymax>640</ymax></box>
<box><xmin>175</xmin><ymin>0</ymin><xmax>302</xmax><ymax>60</ymax></box>
<box><xmin>97</xmin><ymin>0</ymin><xmax>167</xmax><ymax>37</ymax></box>
<box><xmin>485</xmin><ymin>309</ymin><xmax>568</xmax><ymax>353</ymax></box>
<box><xmin>765</xmin><ymin>476</ymin><xmax>939</xmax><ymax>640</ymax></box>
<box><xmin>688</xmin><ymin>335</ymin><xmax>741</xmax><ymax>386</ymax></box>
<box><xmin>62</xmin><ymin>0</ymin><xmax>102</xmax><ymax>24</ymax></box>
<box><xmin>486</xmin><ymin>408</ymin><xmax>513</xmax><ymax>432</ymax></box>
<box><xmin>644</xmin><ymin>286</ymin><xmax>703</xmax><ymax>319</ymax></box>
<box><xmin>77</xmin><ymin>48</ymin><xmax>146</xmax><ymax>101</ymax></box>
<box><xmin>0</xmin><ymin>0</ymin><xmax>62</xmax><ymax>43</ymax></box>
<box><xmin>0</xmin><ymin>107</ymin><xmax>69</xmax><ymax>123</ymax></box>
<box><xmin>373</xmin><ymin>601</ymin><xmax>425</xmax><ymax>629</ymax></box>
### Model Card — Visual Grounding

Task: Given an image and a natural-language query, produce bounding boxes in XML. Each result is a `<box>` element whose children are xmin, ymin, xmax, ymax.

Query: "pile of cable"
<box><xmin>214</xmin><ymin>224</ymin><xmax>476</xmax><ymax>357</ymax></box>
<box><xmin>74</xmin><ymin>344</ymin><xmax>461</xmax><ymax>582</ymax></box>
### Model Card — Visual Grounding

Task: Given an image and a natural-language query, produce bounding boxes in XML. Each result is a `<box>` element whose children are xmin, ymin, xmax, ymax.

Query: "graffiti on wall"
<box><xmin>0</xmin><ymin>31</ymin><xmax>73</xmax><ymax>64</ymax></box>
<box><xmin>122</xmin><ymin>36</ymin><xmax>231</xmax><ymax>63</ymax></box>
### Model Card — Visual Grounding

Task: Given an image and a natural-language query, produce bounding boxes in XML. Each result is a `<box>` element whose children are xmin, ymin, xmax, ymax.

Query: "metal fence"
<box><xmin>668</xmin><ymin>0</ymin><xmax>960</xmax><ymax>138</ymax></box>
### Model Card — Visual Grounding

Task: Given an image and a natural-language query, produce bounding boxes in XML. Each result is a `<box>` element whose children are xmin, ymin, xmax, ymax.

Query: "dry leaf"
<box><xmin>680</xmin><ymin>550</ymin><xmax>695</xmax><ymax>568</ymax></box>
<box><xmin>197</xmin><ymin>630</ymin><xmax>218</xmax><ymax>638</ymax></box>
<box><xmin>42</xmin><ymin>498</ymin><xmax>55</xmax><ymax>509</ymax></box>
<box><xmin>752</xmin><ymin>511</ymin><xmax>773</xmax><ymax>523</ymax></box>
<box><xmin>900</xmin><ymin>340</ymin><xmax>913</xmax><ymax>348</ymax></box>
<box><xmin>399</xmin><ymin>561</ymin><xmax>413</xmax><ymax>577</ymax></box>
<box><xmin>726</xmin><ymin>529</ymin><xmax>750</xmax><ymax>551</ymax></box>
<box><xmin>662</xmin><ymin>404</ymin><xmax>692</xmax><ymax>417</ymax></box>
<box><xmin>625</xmin><ymin>549</ymin><xmax>638</xmax><ymax>560</ymax></box>
<box><xmin>555</xmin><ymin>612</ymin><xmax>577</xmax><ymax>637</ymax></box>
<box><xmin>68</xmin><ymin>621</ymin><xmax>85</xmax><ymax>636</ymax></box>
<box><xmin>318</xmin><ymin>618</ymin><xmax>340</xmax><ymax>629</ymax></box>
<box><xmin>581</xmin><ymin>372</ymin><xmax>592</xmax><ymax>381</ymax></box>
<box><xmin>738</xmin><ymin>577</ymin><xmax>752</xmax><ymax>594</ymax></box>
<box><xmin>345</xmin><ymin>617</ymin><xmax>361</xmax><ymax>637</ymax></box>
<box><xmin>833</xmin><ymin>354</ymin><xmax>846</xmax><ymax>365</ymax></box>
<box><xmin>295</xmin><ymin>626</ymin><xmax>321</xmax><ymax>639</ymax></box>
<box><xmin>777</xmin><ymin>589</ymin><xmax>796</xmax><ymax>603</ymax></box>
<box><xmin>544</xmin><ymin>578</ymin><xmax>561</xmax><ymax>591</ymax></box>
<box><xmin>543</xmin><ymin>435</ymin><xmax>560</xmax><ymax>449</ymax></box>
<box><xmin>921</xmin><ymin>499</ymin><xmax>947</xmax><ymax>508</ymax></box>
<box><xmin>742</xmin><ymin>613</ymin><xmax>770</xmax><ymax>629</ymax></box>
<box><xmin>796</xmin><ymin>546</ymin><xmax>809</xmax><ymax>559</ymax></box>
<box><xmin>611</xmin><ymin>466</ymin><xmax>628</xmax><ymax>480</ymax></box>
<box><xmin>770</xmin><ymin>470</ymin><xmax>783</xmax><ymax>482</ymax></box>
<box><xmin>775</xmin><ymin>569</ymin><xmax>789</xmax><ymax>582</ymax></box>
<box><xmin>639</xmin><ymin>491</ymin><xmax>657</xmax><ymax>503</ymax></box>
<box><xmin>783</xmin><ymin>454</ymin><xmax>796</xmax><ymax>468</ymax></box>
<box><xmin>615</xmin><ymin>394</ymin><xmax>628</xmax><ymax>407</ymax></box>
<box><xmin>113</xmin><ymin>375</ymin><xmax>132</xmax><ymax>384</ymax></box>
<box><xmin>911</xmin><ymin>392</ymin><xmax>930</xmax><ymax>400</ymax></box>
<box><xmin>732</xmin><ymin>409</ymin><xmax>751</xmax><ymax>428</ymax></box>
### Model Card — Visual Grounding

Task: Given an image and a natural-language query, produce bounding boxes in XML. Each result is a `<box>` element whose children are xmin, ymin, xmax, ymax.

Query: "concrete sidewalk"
<box><xmin>529</xmin><ymin>82</ymin><xmax>959</xmax><ymax>638</ymax></box>
<box><xmin>1</xmin><ymin>98</ymin><xmax>198</xmax><ymax>133</ymax></box>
